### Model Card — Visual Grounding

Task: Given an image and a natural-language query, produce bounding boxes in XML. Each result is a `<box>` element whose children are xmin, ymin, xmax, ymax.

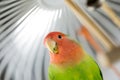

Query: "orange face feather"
<box><xmin>44</xmin><ymin>32</ymin><xmax>84</xmax><ymax>66</ymax></box>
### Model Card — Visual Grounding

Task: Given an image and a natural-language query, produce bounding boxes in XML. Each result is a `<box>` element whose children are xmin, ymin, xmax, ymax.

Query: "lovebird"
<box><xmin>44</xmin><ymin>32</ymin><xmax>103</xmax><ymax>80</ymax></box>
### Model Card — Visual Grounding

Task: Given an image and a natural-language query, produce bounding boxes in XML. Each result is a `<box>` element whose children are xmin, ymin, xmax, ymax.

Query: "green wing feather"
<box><xmin>48</xmin><ymin>54</ymin><xmax>103</xmax><ymax>80</ymax></box>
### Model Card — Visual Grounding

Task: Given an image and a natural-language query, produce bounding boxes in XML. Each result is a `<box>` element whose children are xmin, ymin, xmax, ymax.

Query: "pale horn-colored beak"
<box><xmin>45</xmin><ymin>39</ymin><xmax>58</xmax><ymax>54</ymax></box>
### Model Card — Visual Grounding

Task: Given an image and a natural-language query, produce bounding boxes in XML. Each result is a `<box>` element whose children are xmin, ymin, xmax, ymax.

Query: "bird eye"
<box><xmin>58</xmin><ymin>35</ymin><xmax>62</xmax><ymax>39</ymax></box>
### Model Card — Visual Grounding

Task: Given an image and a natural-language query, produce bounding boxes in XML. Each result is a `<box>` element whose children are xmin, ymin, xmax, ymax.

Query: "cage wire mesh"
<box><xmin>0</xmin><ymin>0</ymin><xmax>120</xmax><ymax>80</ymax></box>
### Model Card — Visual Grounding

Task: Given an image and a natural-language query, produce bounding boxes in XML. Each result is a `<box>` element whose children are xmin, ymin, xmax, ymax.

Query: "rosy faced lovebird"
<box><xmin>44</xmin><ymin>32</ymin><xmax>103</xmax><ymax>80</ymax></box>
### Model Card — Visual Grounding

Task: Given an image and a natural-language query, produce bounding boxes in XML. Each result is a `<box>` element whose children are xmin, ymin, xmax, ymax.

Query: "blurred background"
<box><xmin>0</xmin><ymin>0</ymin><xmax>120</xmax><ymax>80</ymax></box>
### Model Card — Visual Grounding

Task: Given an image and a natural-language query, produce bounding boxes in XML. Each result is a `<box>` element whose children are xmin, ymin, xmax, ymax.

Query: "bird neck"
<box><xmin>50</xmin><ymin>45</ymin><xmax>85</xmax><ymax>67</ymax></box>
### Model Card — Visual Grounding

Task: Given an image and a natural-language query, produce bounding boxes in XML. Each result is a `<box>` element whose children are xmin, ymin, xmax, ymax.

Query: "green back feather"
<box><xmin>48</xmin><ymin>54</ymin><xmax>103</xmax><ymax>80</ymax></box>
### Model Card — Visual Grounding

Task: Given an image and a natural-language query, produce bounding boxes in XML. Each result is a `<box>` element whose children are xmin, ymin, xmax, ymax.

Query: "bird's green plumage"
<box><xmin>48</xmin><ymin>53</ymin><xmax>103</xmax><ymax>80</ymax></box>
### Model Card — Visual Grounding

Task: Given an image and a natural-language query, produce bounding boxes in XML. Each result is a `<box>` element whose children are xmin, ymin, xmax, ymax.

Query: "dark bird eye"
<box><xmin>58</xmin><ymin>35</ymin><xmax>62</xmax><ymax>39</ymax></box>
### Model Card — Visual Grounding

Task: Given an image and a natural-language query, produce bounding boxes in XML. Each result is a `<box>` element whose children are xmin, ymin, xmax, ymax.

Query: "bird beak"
<box><xmin>45</xmin><ymin>39</ymin><xmax>58</xmax><ymax>54</ymax></box>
